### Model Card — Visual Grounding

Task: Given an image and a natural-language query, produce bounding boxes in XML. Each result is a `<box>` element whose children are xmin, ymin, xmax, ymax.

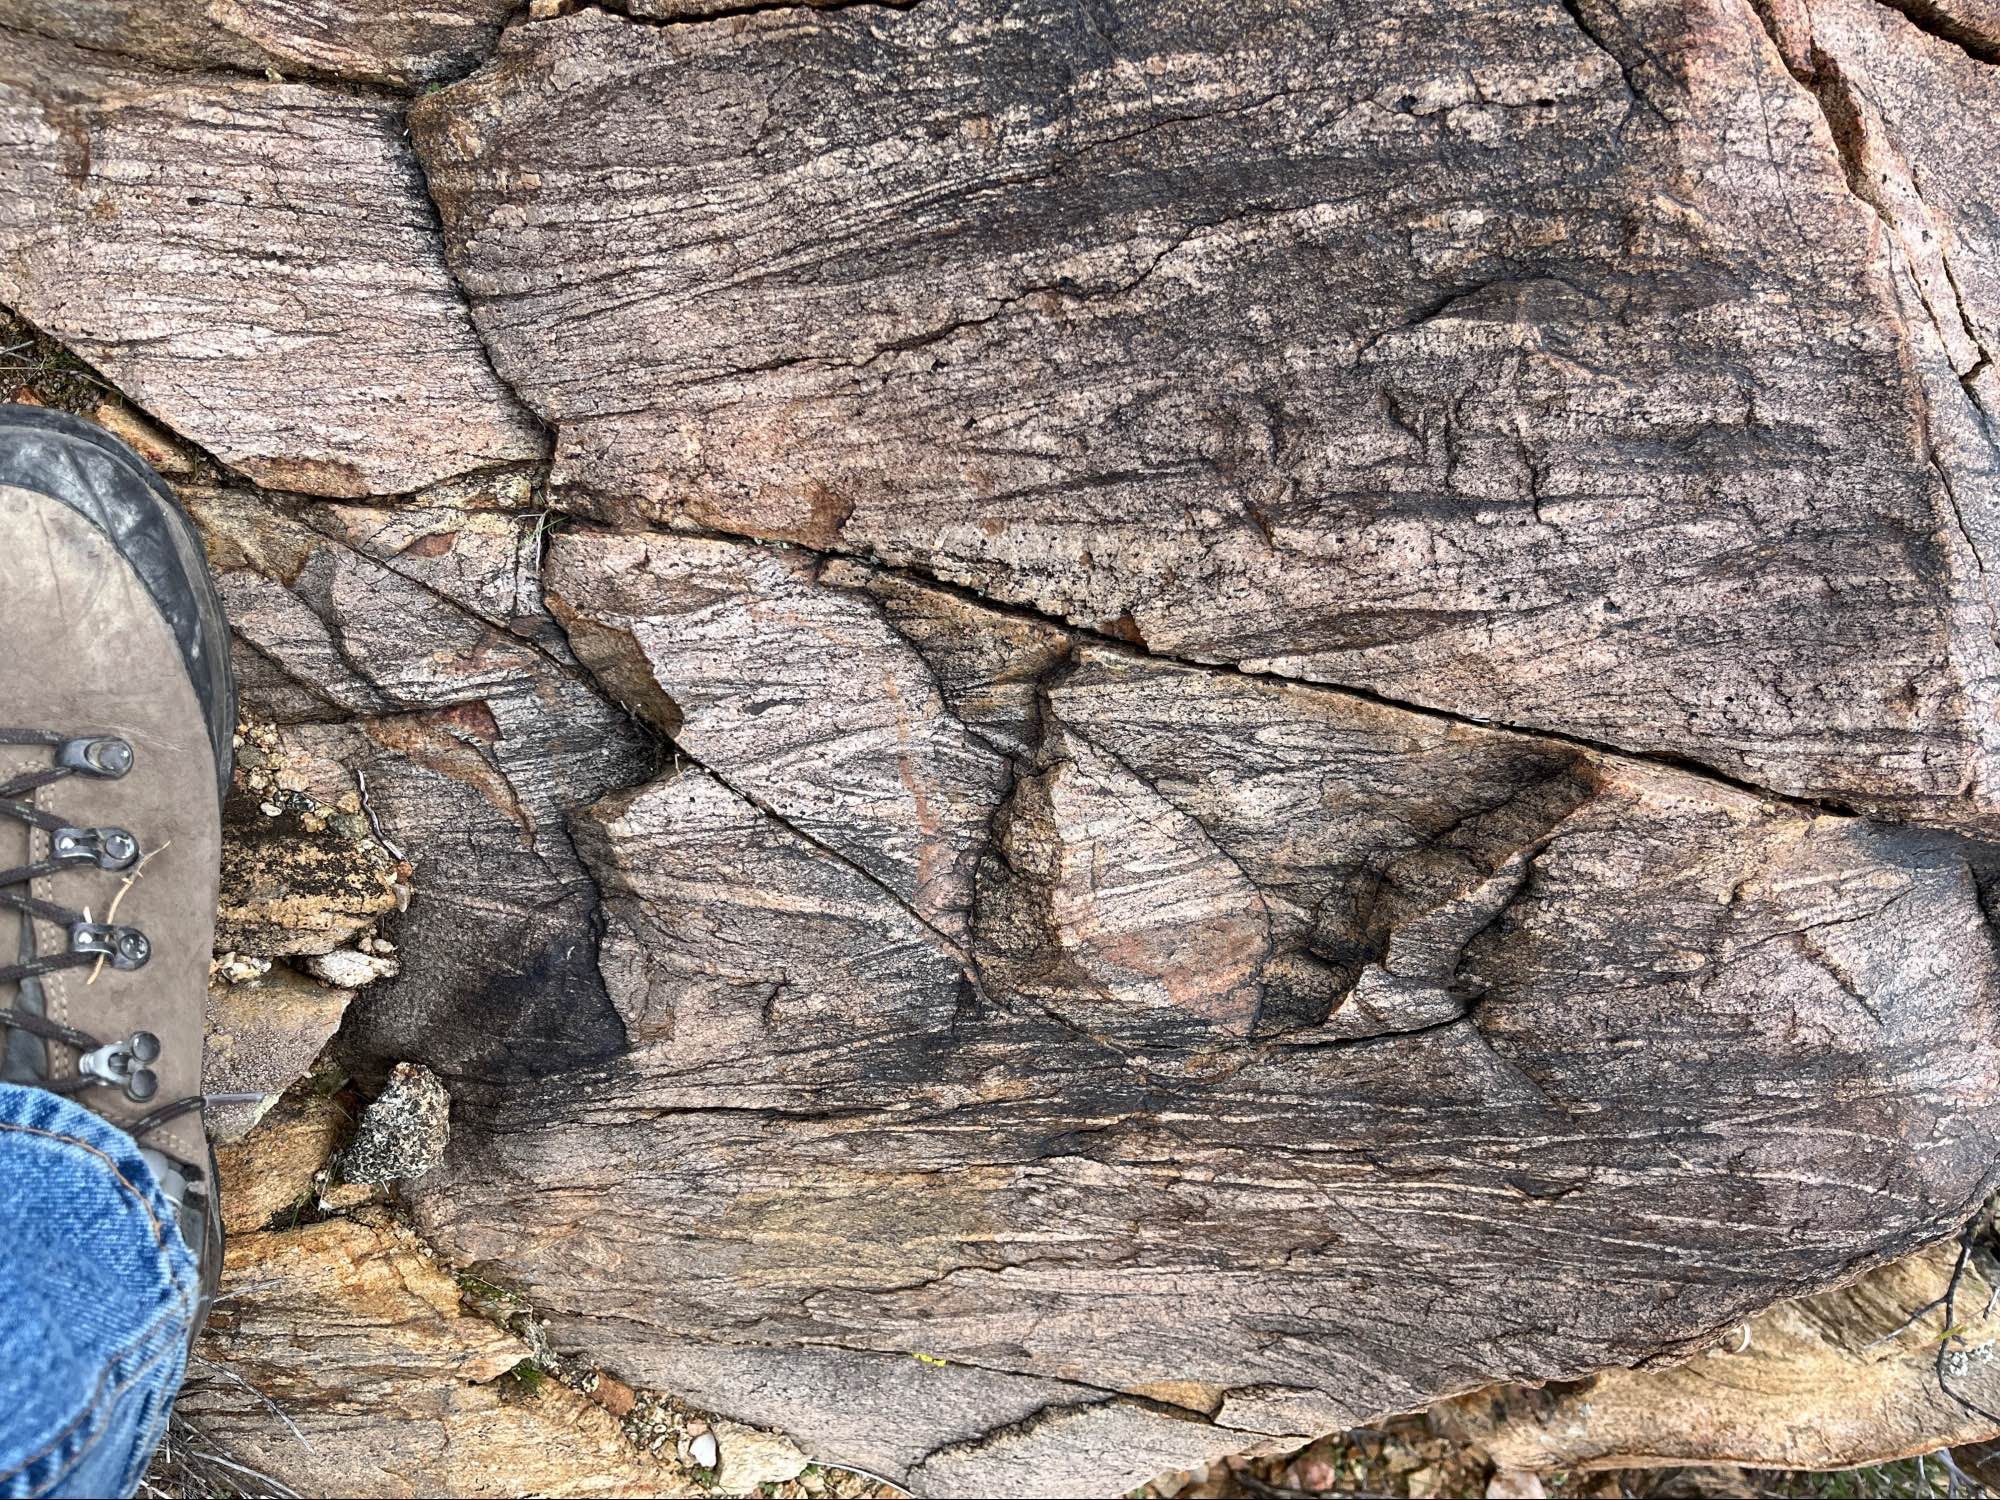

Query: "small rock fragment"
<box><xmin>338</xmin><ymin>1063</ymin><xmax>451</xmax><ymax>1185</ymax></box>
<box><xmin>712</xmin><ymin>1420</ymin><xmax>810</xmax><ymax>1492</ymax></box>
<box><xmin>687</xmin><ymin>1430</ymin><xmax>718</xmax><ymax>1470</ymax></box>
<box><xmin>202</xmin><ymin>968</ymin><xmax>355</xmax><ymax>1140</ymax></box>
<box><xmin>1287</xmin><ymin>1449</ymin><xmax>1338</xmax><ymax>1492</ymax></box>
<box><xmin>213</xmin><ymin>1085</ymin><xmax>348</xmax><ymax>1235</ymax></box>
<box><xmin>318</xmin><ymin>1180</ymin><xmax>380</xmax><ymax>1211</ymax></box>
<box><xmin>1487</xmin><ymin>1471</ymin><xmax>1548</xmax><ymax>1500</ymax></box>
<box><xmin>212</xmin><ymin>952</ymin><xmax>271</xmax><ymax>985</ymax></box>
<box><xmin>590</xmin><ymin>1372</ymin><xmax>637</xmax><ymax>1419</ymax></box>
<box><xmin>305</xmin><ymin>947</ymin><xmax>401</xmax><ymax>988</ymax></box>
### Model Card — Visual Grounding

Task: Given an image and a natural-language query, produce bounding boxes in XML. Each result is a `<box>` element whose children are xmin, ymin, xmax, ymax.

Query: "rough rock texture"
<box><xmin>340</xmin><ymin>1061</ymin><xmax>451</xmax><ymax>1184</ymax></box>
<box><xmin>413</xmin><ymin>0</ymin><xmax>2000</xmax><ymax>829</ymax></box>
<box><xmin>175</xmin><ymin>1217</ymin><xmax>690</xmax><ymax>1498</ymax></box>
<box><xmin>1438</xmin><ymin>1235</ymin><xmax>2000</xmax><ymax>1471</ymax></box>
<box><xmin>307</xmin><ymin>945</ymin><xmax>400</xmax><ymax>987</ymax></box>
<box><xmin>186</xmin><ymin>484</ymin><xmax>660</xmax><ymax>1087</ymax></box>
<box><xmin>1790</xmin><ymin>0</ymin><xmax>2000</xmax><ymax>403</ymax></box>
<box><xmin>1829</xmin><ymin>0</ymin><xmax>2000</xmax><ymax>61</ymax></box>
<box><xmin>215</xmin><ymin>790</ymin><xmax>402</xmax><ymax>957</ymax></box>
<box><xmin>211</xmin><ymin>1082</ymin><xmax>348</xmax><ymax>1234</ymax></box>
<box><xmin>0</xmin><ymin>0</ymin><xmax>516</xmax><ymax>86</ymax></box>
<box><xmin>711</xmin><ymin>1422</ymin><xmax>813</xmax><ymax>1493</ymax></box>
<box><xmin>202</xmin><ymin>965</ymin><xmax>354</xmax><ymax>1138</ymax></box>
<box><xmin>395</xmin><ymin>530</ymin><xmax>2000</xmax><ymax>1496</ymax></box>
<box><xmin>0</xmin><ymin>28</ymin><xmax>542</xmax><ymax>494</ymax></box>
<box><xmin>5</xmin><ymin>0</ymin><xmax>2000</xmax><ymax>1493</ymax></box>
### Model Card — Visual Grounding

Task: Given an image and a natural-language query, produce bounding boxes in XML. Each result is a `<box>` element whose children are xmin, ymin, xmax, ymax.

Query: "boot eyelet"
<box><xmin>57</xmin><ymin>736</ymin><xmax>133</xmax><ymax>779</ymax></box>
<box><xmin>69</xmin><ymin>921</ymin><xmax>150</xmax><ymax>970</ymax></box>
<box><xmin>50</xmin><ymin>826</ymin><xmax>140</xmax><ymax>871</ymax></box>
<box><xmin>76</xmin><ymin>1031</ymin><xmax>166</xmax><ymax>1100</ymax></box>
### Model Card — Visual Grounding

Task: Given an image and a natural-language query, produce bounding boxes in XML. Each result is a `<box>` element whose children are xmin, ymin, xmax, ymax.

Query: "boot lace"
<box><xmin>0</xmin><ymin>728</ymin><xmax>199</xmax><ymax>1138</ymax></box>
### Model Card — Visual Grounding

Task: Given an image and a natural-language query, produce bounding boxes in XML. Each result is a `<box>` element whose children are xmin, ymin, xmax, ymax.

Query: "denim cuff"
<box><xmin>0</xmin><ymin>1083</ymin><xmax>198</xmax><ymax>1499</ymax></box>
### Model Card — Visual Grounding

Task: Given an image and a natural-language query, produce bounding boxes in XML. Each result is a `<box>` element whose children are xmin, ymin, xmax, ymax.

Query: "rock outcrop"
<box><xmin>409</xmin><ymin>532</ymin><xmax>2000</xmax><ymax>1494</ymax></box>
<box><xmin>1438</xmin><ymin>1232</ymin><xmax>2000</xmax><ymax>1472</ymax></box>
<box><xmin>3</xmin><ymin>0</ymin><xmax>1999</xmax><ymax>1494</ymax></box>
<box><xmin>412</xmin><ymin>0</ymin><xmax>2000</xmax><ymax>830</ymax></box>
<box><xmin>173</xmin><ymin>1217</ymin><xmax>689</xmax><ymax>1498</ymax></box>
<box><xmin>0</xmin><ymin>0</ymin><xmax>517</xmax><ymax>86</ymax></box>
<box><xmin>0</xmin><ymin>29</ymin><xmax>541</xmax><ymax>492</ymax></box>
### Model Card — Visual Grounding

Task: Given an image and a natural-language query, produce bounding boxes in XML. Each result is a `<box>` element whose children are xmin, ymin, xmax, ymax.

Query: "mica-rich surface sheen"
<box><xmin>6</xmin><ymin>0</ymin><xmax>2000</xmax><ymax>1494</ymax></box>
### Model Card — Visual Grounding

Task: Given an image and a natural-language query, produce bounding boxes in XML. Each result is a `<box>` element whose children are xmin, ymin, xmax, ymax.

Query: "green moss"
<box><xmin>456</xmin><ymin>1270</ymin><xmax>513</xmax><ymax>1300</ymax></box>
<box><xmin>495</xmin><ymin>1358</ymin><xmax>547</xmax><ymax>1400</ymax></box>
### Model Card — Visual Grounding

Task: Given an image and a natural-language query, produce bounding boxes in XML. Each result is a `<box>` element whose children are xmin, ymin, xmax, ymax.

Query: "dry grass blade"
<box><xmin>185</xmin><ymin>1354</ymin><xmax>317</xmax><ymax>1456</ymax></box>
<box><xmin>147</xmin><ymin>1409</ymin><xmax>304</xmax><ymax>1500</ymax></box>
<box><xmin>86</xmin><ymin>839</ymin><xmax>168</xmax><ymax>985</ymax></box>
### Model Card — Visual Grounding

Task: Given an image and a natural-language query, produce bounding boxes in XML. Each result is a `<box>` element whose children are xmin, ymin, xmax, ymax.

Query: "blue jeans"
<box><xmin>0</xmin><ymin>1083</ymin><xmax>197</xmax><ymax>1498</ymax></box>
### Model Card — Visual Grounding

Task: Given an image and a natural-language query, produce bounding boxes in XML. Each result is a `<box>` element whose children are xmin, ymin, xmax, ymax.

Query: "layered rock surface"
<box><xmin>0</xmin><ymin>0</ymin><xmax>516</xmax><ymax>85</ymax></box>
<box><xmin>3</xmin><ymin>0</ymin><xmax>2000</xmax><ymax>1495</ymax></box>
<box><xmin>175</xmin><ymin>1216</ymin><xmax>687</xmax><ymax>1498</ymax></box>
<box><xmin>187</xmin><ymin>483</ymin><xmax>660</xmax><ymax>1086</ymax></box>
<box><xmin>408</xmin><ymin>531</ymin><xmax>2000</xmax><ymax>1494</ymax></box>
<box><xmin>0</xmin><ymin>29</ymin><xmax>541</xmax><ymax>492</ymax></box>
<box><xmin>412</xmin><ymin>0</ymin><xmax>2000</xmax><ymax>827</ymax></box>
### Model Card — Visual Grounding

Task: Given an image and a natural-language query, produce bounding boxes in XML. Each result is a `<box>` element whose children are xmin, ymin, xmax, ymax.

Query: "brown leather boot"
<box><xmin>0</xmin><ymin>403</ymin><xmax>234</xmax><ymax>1337</ymax></box>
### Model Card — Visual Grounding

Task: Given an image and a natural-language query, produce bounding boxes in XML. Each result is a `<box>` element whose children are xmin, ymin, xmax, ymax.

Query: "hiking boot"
<box><xmin>0</xmin><ymin>403</ymin><xmax>234</xmax><ymax>1337</ymax></box>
